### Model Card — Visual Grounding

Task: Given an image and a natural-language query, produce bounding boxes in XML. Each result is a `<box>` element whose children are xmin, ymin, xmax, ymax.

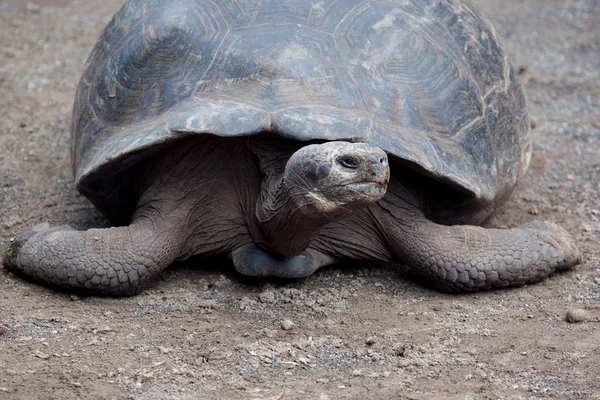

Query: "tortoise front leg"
<box><xmin>3</xmin><ymin>219</ymin><xmax>183</xmax><ymax>296</ymax></box>
<box><xmin>391</xmin><ymin>220</ymin><xmax>580</xmax><ymax>292</ymax></box>
<box><xmin>375</xmin><ymin>195</ymin><xmax>582</xmax><ymax>293</ymax></box>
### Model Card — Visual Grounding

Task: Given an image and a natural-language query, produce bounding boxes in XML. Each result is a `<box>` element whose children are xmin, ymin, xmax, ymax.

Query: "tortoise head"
<box><xmin>285</xmin><ymin>141</ymin><xmax>390</xmax><ymax>217</ymax></box>
<box><xmin>255</xmin><ymin>140</ymin><xmax>389</xmax><ymax>255</ymax></box>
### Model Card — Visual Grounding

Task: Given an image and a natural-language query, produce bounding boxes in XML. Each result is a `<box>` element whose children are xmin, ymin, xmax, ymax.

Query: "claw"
<box><xmin>3</xmin><ymin>224</ymin><xmax>73</xmax><ymax>271</ymax></box>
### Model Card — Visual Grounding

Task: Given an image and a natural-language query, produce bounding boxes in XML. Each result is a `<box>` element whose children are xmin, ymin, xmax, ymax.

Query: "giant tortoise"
<box><xmin>4</xmin><ymin>0</ymin><xmax>580</xmax><ymax>296</ymax></box>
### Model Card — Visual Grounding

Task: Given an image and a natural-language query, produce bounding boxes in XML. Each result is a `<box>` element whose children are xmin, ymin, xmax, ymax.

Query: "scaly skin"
<box><xmin>4</xmin><ymin>221</ymin><xmax>182</xmax><ymax>296</ymax></box>
<box><xmin>389</xmin><ymin>220</ymin><xmax>581</xmax><ymax>292</ymax></box>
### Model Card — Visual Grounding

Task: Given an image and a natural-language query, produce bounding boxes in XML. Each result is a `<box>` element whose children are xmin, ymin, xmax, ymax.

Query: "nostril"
<box><xmin>338</xmin><ymin>156</ymin><xmax>359</xmax><ymax>169</ymax></box>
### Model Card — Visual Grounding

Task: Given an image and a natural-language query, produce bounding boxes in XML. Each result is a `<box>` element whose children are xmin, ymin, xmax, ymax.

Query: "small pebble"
<box><xmin>365</xmin><ymin>337</ymin><xmax>376</xmax><ymax>345</ymax></box>
<box><xmin>529</xmin><ymin>205</ymin><xmax>539</xmax><ymax>215</ymax></box>
<box><xmin>34</xmin><ymin>351</ymin><xmax>50</xmax><ymax>360</ymax></box>
<box><xmin>26</xmin><ymin>2</ymin><xmax>42</xmax><ymax>13</ymax></box>
<box><xmin>197</xmin><ymin>299</ymin><xmax>217</xmax><ymax>309</ymax></box>
<box><xmin>394</xmin><ymin>345</ymin><xmax>406</xmax><ymax>357</ymax></box>
<box><xmin>566</xmin><ymin>309</ymin><xmax>586</xmax><ymax>323</ymax></box>
<box><xmin>281</xmin><ymin>319</ymin><xmax>295</xmax><ymax>331</ymax></box>
<box><xmin>259</xmin><ymin>290</ymin><xmax>275</xmax><ymax>304</ymax></box>
<box><xmin>97</xmin><ymin>326</ymin><xmax>113</xmax><ymax>334</ymax></box>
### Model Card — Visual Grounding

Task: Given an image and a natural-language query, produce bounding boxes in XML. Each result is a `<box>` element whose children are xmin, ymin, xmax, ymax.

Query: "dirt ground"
<box><xmin>0</xmin><ymin>0</ymin><xmax>598</xmax><ymax>399</ymax></box>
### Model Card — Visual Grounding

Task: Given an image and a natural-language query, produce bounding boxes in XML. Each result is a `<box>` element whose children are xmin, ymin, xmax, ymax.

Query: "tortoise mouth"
<box><xmin>345</xmin><ymin>181</ymin><xmax>388</xmax><ymax>198</ymax></box>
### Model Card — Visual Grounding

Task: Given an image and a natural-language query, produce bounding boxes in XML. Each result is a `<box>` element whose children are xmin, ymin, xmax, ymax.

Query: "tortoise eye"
<box><xmin>338</xmin><ymin>157</ymin><xmax>359</xmax><ymax>169</ymax></box>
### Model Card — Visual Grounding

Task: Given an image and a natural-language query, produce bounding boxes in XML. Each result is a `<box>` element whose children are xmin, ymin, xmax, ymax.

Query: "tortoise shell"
<box><xmin>72</xmin><ymin>0</ymin><xmax>530</xmax><ymax>223</ymax></box>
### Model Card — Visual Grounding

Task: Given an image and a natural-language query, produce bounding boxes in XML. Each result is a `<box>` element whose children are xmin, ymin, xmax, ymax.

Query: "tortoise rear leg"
<box><xmin>374</xmin><ymin>189</ymin><xmax>582</xmax><ymax>293</ymax></box>
<box><xmin>230</xmin><ymin>243</ymin><xmax>338</xmax><ymax>278</ymax></box>
<box><xmin>3</xmin><ymin>217</ymin><xmax>184</xmax><ymax>296</ymax></box>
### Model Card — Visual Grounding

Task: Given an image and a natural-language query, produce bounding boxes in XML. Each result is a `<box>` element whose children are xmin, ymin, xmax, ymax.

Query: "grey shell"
<box><xmin>72</xmin><ymin>0</ymin><xmax>530</xmax><ymax>221</ymax></box>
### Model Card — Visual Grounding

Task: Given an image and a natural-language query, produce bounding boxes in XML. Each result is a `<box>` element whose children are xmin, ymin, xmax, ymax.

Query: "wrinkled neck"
<box><xmin>255</xmin><ymin>174</ymin><xmax>330</xmax><ymax>256</ymax></box>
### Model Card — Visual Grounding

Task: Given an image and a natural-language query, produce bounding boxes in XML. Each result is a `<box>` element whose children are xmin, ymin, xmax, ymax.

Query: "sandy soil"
<box><xmin>0</xmin><ymin>0</ymin><xmax>599</xmax><ymax>399</ymax></box>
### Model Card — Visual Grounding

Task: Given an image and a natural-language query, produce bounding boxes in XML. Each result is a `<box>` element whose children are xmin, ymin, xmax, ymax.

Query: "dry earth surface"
<box><xmin>0</xmin><ymin>0</ymin><xmax>599</xmax><ymax>399</ymax></box>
